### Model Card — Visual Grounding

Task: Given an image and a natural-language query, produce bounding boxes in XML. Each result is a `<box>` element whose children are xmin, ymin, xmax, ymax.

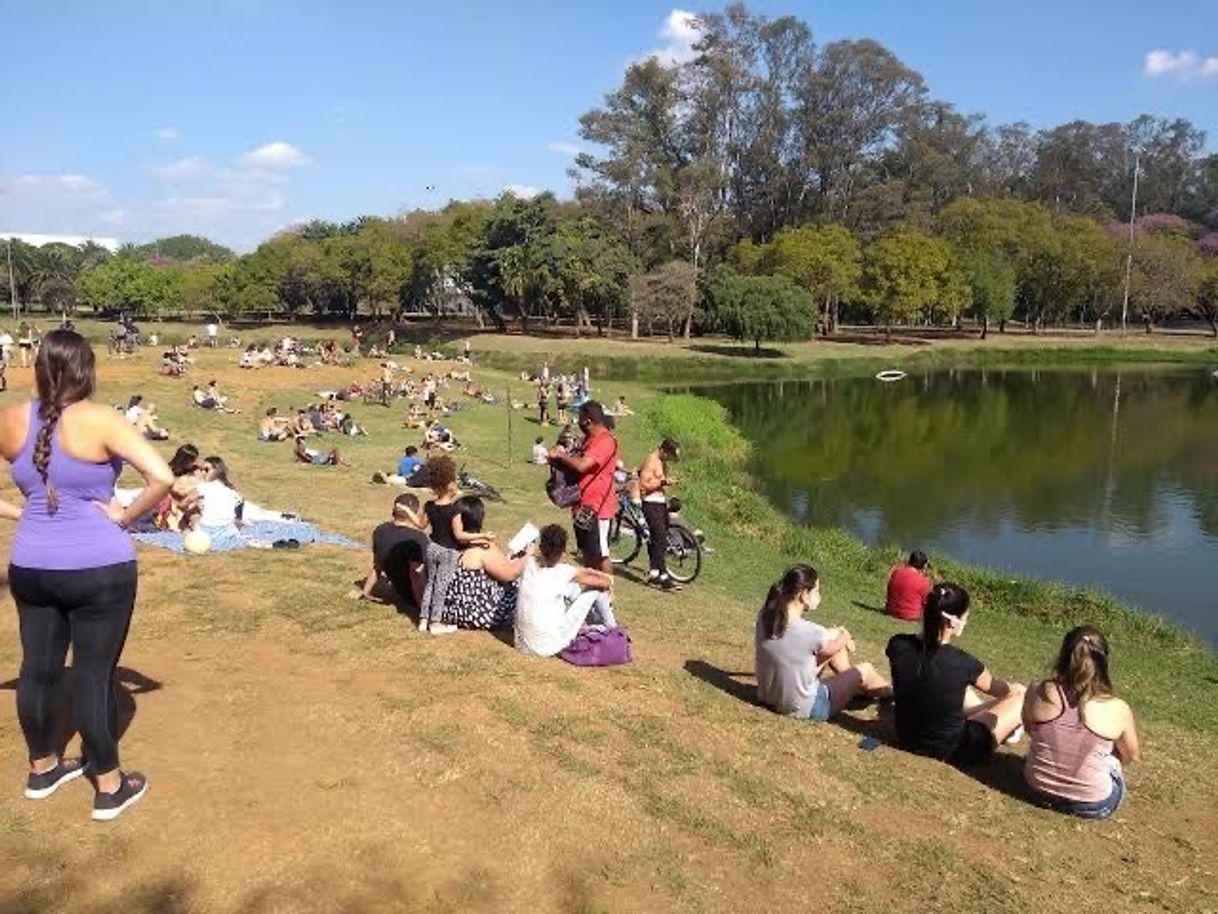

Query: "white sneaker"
<box><xmin>429</xmin><ymin>623</ymin><xmax>458</xmax><ymax>635</ymax></box>
<box><xmin>1003</xmin><ymin>725</ymin><xmax>1025</xmax><ymax>746</ymax></box>
<box><xmin>417</xmin><ymin>618</ymin><xmax>430</xmax><ymax>632</ymax></box>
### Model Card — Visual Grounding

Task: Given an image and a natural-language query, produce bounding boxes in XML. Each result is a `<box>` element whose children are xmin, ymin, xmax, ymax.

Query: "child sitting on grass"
<box><xmin>514</xmin><ymin>524</ymin><xmax>616</xmax><ymax>657</ymax></box>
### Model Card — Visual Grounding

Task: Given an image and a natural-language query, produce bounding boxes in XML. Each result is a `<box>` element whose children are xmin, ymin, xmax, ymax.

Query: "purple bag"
<box><xmin>558</xmin><ymin>626</ymin><xmax>633</xmax><ymax>666</ymax></box>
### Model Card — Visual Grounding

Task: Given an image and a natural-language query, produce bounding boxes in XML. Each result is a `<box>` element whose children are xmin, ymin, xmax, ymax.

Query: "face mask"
<box><xmin>942</xmin><ymin>612</ymin><xmax>967</xmax><ymax>636</ymax></box>
<box><xmin>804</xmin><ymin>589</ymin><xmax>822</xmax><ymax>612</ymax></box>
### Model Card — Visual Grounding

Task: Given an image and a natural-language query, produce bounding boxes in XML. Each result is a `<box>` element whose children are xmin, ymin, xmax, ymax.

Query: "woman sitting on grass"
<box><xmin>197</xmin><ymin>455</ymin><xmax>244</xmax><ymax>530</ymax></box>
<box><xmin>417</xmin><ymin>455</ymin><xmax>494</xmax><ymax>634</ymax></box>
<box><xmin>886</xmin><ymin>583</ymin><xmax>1026</xmax><ymax>768</ymax></box>
<box><xmin>514</xmin><ymin>524</ymin><xmax>616</xmax><ymax>657</ymax></box>
<box><xmin>755</xmin><ymin>564</ymin><xmax>892</xmax><ymax>722</ymax></box>
<box><xmin>293</xmin><ymin>435</ymin><xmax>347</xmax><ymax>467</ymax></box>
<box><xmin>437</xmin><ymin>496</ymin><xmax>523</xmax><ymax>632</ymax></box>
<box><xmin>1022</xmin><ymin>626</ymin><xmax>1139</xmax><ymax>819</ymax></box>
<box><xmin>155</xmin><ymin>444</ymin><xmax>204</xmax><ymax>531</ymax></box>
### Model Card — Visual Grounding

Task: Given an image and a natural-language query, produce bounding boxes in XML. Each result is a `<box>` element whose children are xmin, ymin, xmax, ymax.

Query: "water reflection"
<box><xmin>704</xmin><ymin>368</ymin><xmax>1218</xmax><ymax>644</ymax></box>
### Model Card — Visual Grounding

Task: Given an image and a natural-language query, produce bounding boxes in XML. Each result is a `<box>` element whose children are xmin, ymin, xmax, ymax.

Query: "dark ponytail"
<box><xmin>920</xmin><ymin>582</ymin><xmax>970</xmax><ymax>655</ymax></box>
<box><xmin>760</xmin><ymin>564</ymin><xmax>818</xmax><ymax>640</ymax></box>
<box><xmin>32</xmin><ymin>329</ymin><xmax>97</xmax><ymax>514</ymax></box>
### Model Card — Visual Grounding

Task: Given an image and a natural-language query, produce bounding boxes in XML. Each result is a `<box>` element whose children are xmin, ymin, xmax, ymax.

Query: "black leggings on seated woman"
<box><xmin>11</xmin><ymin>562</ymin><xmax>138</xmax><ymax>773</ymax></box>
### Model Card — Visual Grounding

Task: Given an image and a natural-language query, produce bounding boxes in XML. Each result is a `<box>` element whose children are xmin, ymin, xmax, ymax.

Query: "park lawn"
<box><xmin>0</xmin><ymin>342</ymin><xmax>1214</xmax><ymax>914</ymax></box>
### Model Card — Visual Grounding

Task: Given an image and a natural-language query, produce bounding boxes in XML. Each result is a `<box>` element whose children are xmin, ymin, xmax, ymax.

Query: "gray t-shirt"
<box><xmin>755</xmin><ymin>613</ymin><xmax>829</xmax><ymax>717</ymax></box>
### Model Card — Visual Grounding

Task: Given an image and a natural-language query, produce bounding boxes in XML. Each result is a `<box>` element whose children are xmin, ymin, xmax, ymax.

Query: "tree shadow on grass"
<box><xmin>0</xmin><ymin>667</ymin><xmax>162</xmax><ymax>755</ymax></box>
<box><xmin>689</xmin><ymin>344</ymin><xmax>787</xmax><ymax>360</ymax></box>
<box><xmin>683</xmin><ymin>659</ymin><xmax>764</xmax><ymax>707</ymax></box>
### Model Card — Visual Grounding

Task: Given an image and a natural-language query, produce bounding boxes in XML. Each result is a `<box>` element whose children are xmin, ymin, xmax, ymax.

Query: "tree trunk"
<box><xmin>518</xmin><ymin>299</ymin><xmax>529</xmax><ymax>335</ymax></box>
<box><xmin>998</xmin><ymin>319</ymin><xmax>1007</xmax><ymax>334</ymax></box>
<box><xmin>1209</xmin><ymin>315</ymin><xmax>1218</xmax><ymax>338</ymax></box>
<box><xmin>473</xmin><ymin>309</ymin><xmax>485</xmax><ymax>330</ymax></box>
<box><xmin>754</xmin><ymin>338</ymin><xmax>761</xmax><ymax>354</ymax></box>
<box><xmin>630</xmin><ymin>312</ymin><xmax>639</xmax><ymax>339</ymax></box>
<box><xmin>980</xmin><ymin>315</ymin><xmax>988</xmax><ymax>340</ymax></box>
<box><xmin>681</xmin><ymin>313</ymin><xmax>692</xmax><ymax>340</ymax></box>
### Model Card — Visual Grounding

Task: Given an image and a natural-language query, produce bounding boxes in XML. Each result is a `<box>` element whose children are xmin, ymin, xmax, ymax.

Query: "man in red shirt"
<box><xmin>886</xmin><ymin>550</ymin><xmax>932</xmax><ymax>621</ymax></box>
<box><xmin>548</xmin><ymin>400</ymin><xmax>619</xmax><ymax>573</ymax></box>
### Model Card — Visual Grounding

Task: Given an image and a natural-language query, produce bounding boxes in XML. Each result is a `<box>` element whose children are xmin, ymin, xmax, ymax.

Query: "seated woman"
<box><xmin>124</xmin><ymin>395</ymin><xmax>169</xmax><ymax>440</ymax></box>
<box><xmin>755</xmin><ymin>564</ymin><xmax>892</xmax><ymax>722</ymax></box>
<box><xmin>155</xmin><ymin>444</ymin><xmax>204</xmax><ymax>531</ymax></box>
<box><xmin>161</xmin><ymin>351</ymin><xmax>185</xmax><ymax>377</ymax></box>
<box><xmin>423</xmin><ymin>419</ymin><xmax>458</xmax><ymax>451</ymax></box>
<box><xmin>514</xmin><ymin>524</ymin><xmax>616</xmax><ymax>657</ymax></box>
<box><xmin>196</xmin><ymin>456</ymin><xmax>245</xmax><ymax>530</ymax></box>
<box><xmin>1023</xmin><ymin>626</ymin><xmax>1139</xmax><ymax>819</ymax></box>
<box><xmin>886</xmin><ymin>583</ymin><xmax>1026</xmax><ymax>768</ymax></box>
<box><xmin>192</xmin><ymin>385</ymin><xmax>219</xmax><ymax>410</ymax></box>
<box><xmin>437</xmin><ymin>496</ymin><xmax>524</xmax><ymax>632</ymax></box>
<box><xmin>293</xmin><ymin>436</ymin><xmax>346</xmax><ymax>467</ymax></box>
<box><xmin>206</xmin><ymin>380</ymin><xmax>239</xmax><ymax>413</ymax></box>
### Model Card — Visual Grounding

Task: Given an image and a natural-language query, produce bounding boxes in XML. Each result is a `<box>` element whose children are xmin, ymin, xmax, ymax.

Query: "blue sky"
<box><xmin>2</xmin><ymin>0</ymin><xmax>1215</xmax><ymax>251</ymax></box>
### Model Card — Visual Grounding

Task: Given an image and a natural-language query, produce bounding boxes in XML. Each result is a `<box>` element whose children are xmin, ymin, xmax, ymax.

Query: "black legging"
<box><xmin>641</xmin><ymin>500</ymin><xmax>670</xmax><ymax>578</ymax></box>
<box><xmin>11</xmin><ymin>562</ymin><xmax>138</xmax><ymax>773</ymax></box>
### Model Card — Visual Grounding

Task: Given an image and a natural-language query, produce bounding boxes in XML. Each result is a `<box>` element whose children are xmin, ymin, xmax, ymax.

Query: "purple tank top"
<box><xmin>9</xmin><ymin>401</ymin><xmax>135</xmax><ymax>570</ymax></box>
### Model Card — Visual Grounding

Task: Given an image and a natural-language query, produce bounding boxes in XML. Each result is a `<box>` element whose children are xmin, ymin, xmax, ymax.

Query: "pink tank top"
<box><xmin>1024</xmin><ymin>683</ymin><xmax>1115</xmax><ymax>803</ymax></box>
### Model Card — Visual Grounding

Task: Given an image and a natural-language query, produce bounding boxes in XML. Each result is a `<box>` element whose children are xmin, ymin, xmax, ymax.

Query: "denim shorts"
<box><xmin>1038</xmin><ymin>771</ymin><xmax>1126</xmax><ymax>820</ymax></box>
<box><xmin>806</xmin><ymin>680</ymin><xmax>833</xmax><ymax>722</ymax></box>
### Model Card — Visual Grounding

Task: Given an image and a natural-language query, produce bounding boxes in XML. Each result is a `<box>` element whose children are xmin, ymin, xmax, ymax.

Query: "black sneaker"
<box><xmin>659</xmin><ymin>576</ymin><xmax>682</xmax><ymax>592</ymax></box>
<box><xmin>24</xmin><ymin>757</ymin><xmax>86</xmax><ymax>800</ymax></box>
<box><xmin>92</xmin><ymin>771</ymin><xmax>148</xmax><ymax>822</ymax></box>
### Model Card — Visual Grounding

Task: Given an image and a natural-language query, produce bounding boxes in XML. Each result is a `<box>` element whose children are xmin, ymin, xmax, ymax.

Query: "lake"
<box><xmin>703</xmin><ymin>367</ymin><xmax>1218</xmax><ymax>645</ymax></box>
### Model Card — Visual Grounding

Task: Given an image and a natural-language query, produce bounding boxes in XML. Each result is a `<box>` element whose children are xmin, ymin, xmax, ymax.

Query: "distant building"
<box><xmin>0</xmin><ymin>231</ymin><xmax>120</xmax><ymax>252</ymax></box>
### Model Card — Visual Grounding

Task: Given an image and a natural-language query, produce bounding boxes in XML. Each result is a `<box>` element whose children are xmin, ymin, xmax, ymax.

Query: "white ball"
<box><xmin>183</xmin><ymin>529</ymin><xmax>212</xmax><ymax>555</ymax></box>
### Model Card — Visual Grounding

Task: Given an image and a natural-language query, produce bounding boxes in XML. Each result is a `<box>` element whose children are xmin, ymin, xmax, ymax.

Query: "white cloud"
<box><xmin>548</xmin><ymin>141</ymin><xmax>584</xmax><ymax>157</ymax></box>
<box><xmin>640</xmin><ymin>9</ymin><xmax>701</xmax><ymax>67</ymax></box>
<box><xmin>8</xmin><ymin>173</ymin><xmax>105</xmax><ymax>200</ymax></box>
<box><xmin>99</xmin><ymin>209</ymin><xmax>126</xmax><ymax>225</ymax></box>
<box><xmin>1144</xmin><ymin>48</ymin><xmax>1218</xmax><ymax>79</ymax></box>
<box><xmin>503</xmin><ymin>184</ymin><xmax>541</xmax><ymax>199</ymax></box>
<box><xmin>153</xmin><ymin>126</ymin><xmax>180</xmax><ymax>142</ymax></box>
<box><xmin>150</xmin><ymin>156</ymin><xmax>210</xmax><ymax>180</ymax></box>
<box><xmin>240</xmin><ymin>141</ymin><xmax>311</xmax><ymax>169</ymax></box>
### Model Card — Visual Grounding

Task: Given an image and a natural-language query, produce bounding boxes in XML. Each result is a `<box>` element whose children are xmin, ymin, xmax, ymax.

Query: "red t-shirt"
<box><xmin>577</xmin><ymin>428</ymin><xmax>619</xmax><ymax>519</ymax></box>
<box><xmin>886</xmin><ymin>565</ymin><xmax>931</xmax><ymax>621</ymax></box>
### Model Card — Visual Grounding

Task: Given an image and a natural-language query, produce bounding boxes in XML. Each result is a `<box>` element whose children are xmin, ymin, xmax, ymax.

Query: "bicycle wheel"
<box><xmin>665</xmin><ymin>525</ymin><xmax>702</xmax><ymax>583</ymax></box>
<box><xmin>607</xmin><ymin>513</ymin><xmax>642</xmax><ymax>566</ymax></box>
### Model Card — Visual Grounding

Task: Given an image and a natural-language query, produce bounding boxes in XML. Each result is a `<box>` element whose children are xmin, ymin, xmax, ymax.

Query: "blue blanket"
<box><xmin>132</xmin><ymin>520</ymin><xmax>360</xmax><ymax>554</ymax></box>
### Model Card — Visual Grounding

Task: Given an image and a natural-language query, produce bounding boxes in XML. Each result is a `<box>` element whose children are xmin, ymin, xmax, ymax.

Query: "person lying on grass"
<box><xmin>293</xmin><ymin>435</ymin><xmax>347</xmax><ymax>467</ymax></box>
<box><xmin>755</xmin><ymin>564</ymin><xmax>892</xmax><ymax>722</ymax></box>
<box><xmin>1022</xmin><ymin>625</ymin><xmax>1140</xmax><ymax>820</ymax></box>
<box><xmin>514</xmin><ymin>524</ymin><xmax>617</xmax><ymax>657</ymax></box>
<box><xmin>351</xmin><ymin>492</ymin><xmax>429</xmax><ymax>611</ymax></box>
<box><xmin>886</xmin><ymin>583</ymin><xmax>1026</xmax><ymax>769</ymax></box>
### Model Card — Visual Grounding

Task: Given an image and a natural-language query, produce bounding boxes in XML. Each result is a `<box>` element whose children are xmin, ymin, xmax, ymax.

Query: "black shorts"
<box><xmin>573</xmin><ymin>518</ymin><xmax>608</xmax><ymax>562</ymax></box>
<box><xmin>947</xmin><ymin>720</ymin><xmax>996</xmax><ymax>768</ymax></box>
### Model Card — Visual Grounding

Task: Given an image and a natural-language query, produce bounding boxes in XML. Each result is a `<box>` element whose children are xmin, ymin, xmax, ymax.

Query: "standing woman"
<box><xmin>0</xmin><ymin>329</ymin><xmax>173</xmax><ymax>821</ymax></box>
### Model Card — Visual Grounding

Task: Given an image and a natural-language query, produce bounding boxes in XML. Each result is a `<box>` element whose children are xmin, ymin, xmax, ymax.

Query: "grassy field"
<box><xmin>0</xmin><ymin>335</ymin><xmax>1215</xmax><ymax>913</ymax></box>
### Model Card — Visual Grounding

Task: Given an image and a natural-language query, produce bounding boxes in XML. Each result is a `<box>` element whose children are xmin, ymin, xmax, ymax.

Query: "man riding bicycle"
<box><xmin>637</xmin><ymin>437</ymin><xmax>681</xmax><ymax>591</ymax></box>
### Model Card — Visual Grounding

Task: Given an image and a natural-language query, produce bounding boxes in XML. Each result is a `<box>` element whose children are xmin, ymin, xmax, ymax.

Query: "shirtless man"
<box><xmin>259</xmin><ymin>407</ymin><xmax>291</xmax><ymax>442</ymax></box>
<box><xmin>637</xmin><ymin>437</ymin><xmax>681</xmax><ymax>591</ymax></box>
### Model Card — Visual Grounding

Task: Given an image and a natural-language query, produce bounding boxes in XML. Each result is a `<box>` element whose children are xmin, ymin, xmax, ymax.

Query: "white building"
<box><xmin>1</xmin><ymin>232</ymin><xmax>120</xmax><ymax>252</ymax></box>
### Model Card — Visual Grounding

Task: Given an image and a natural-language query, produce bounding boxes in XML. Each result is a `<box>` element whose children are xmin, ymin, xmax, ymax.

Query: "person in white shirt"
<box><xmin>0</xmin><ymin>328</ymin><xmax>13</xmax><ymax>364</ymax></box>
<box><xmin>515</xmin><ymin>524</ymin><xmax>616</xmax><ymax>657</ymax></box>
<box><xmin>531</xmin><ymin>437</ymin><xmax>549</xmax><ymax>465</ymax></box>
<box><xmin>197</xmin><ymin>456</ymin><xmax>244</xmax><ymax>529</ymax></box>
<box><xmin>205</xmin><ymin>320</ymin><xmax>219</xmax><ymax>347</ymax></box>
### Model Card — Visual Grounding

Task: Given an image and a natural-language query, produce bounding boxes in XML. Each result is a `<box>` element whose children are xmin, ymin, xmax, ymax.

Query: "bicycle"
<box><xmin>458</xmin><ymin>466</ymin><xmax>505</xmax><ymax>503</ymax></box>
<box><xmin>362</xmin><ymin>380</ymin><xmax>392</xmax><ymax>407</ymax></box>
<box><xmin>607</xmin><ymin>490</ymin><xmax>701</xmax><ymax>584</ymax></box>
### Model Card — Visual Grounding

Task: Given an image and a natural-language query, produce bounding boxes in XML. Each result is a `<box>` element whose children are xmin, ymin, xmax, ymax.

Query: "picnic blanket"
<box><xmin>132</xmin><ymin>520</ymin><xmax>359</xmax><ymax>554</ymax></box>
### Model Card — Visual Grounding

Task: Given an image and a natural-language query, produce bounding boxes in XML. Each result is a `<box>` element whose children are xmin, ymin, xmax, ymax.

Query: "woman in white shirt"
<box><xmin>197</xmin><ymin>456</ymin><xmax>244</xmax><ymax>530</ymax></box>
<box><xmin>515</xmin><ymin>524</ymin><xmax>616</xmax><ymax>657</ymax></box>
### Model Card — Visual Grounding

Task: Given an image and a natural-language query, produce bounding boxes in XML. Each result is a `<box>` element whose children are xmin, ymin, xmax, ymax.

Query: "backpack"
<box><xmin>558</xmin><ymin>626</ymin><xmax>633</xmax><ymax>667</ymax></box>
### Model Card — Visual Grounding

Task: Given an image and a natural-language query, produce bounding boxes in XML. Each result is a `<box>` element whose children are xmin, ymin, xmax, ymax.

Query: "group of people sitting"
<box><xmin>355</xmin><ymin>454</ymin><xmax>616</xmax><ymax>656</ymax></box>
<box><xmin>191</xmin><ymin>381</ymin><xmax>239</xmax><ymax>413</ymax></box>
<box><xmin>155</xmin><ymin>444</ymin><xmax>242</xmax><ymax>532</ymax></box>
<box><xmin>755</xmin><ymin>563</ymin><xmax>1140</xmax><ymax>820</ymax></box>
<box><xmin>160</xmin><ymin>346</ymin><xmax>192</xmax><ymax>376</ymax></box>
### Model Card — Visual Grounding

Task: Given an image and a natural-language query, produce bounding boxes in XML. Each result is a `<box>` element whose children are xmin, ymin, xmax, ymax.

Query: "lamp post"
<box><xmin>1119</xmin><ymin>154</ymin><xmax>1140</xmax><ymax>334</ymax></box>
<box><xmin>6</xmin><ymin>237</ymin><xmax>18</xmax><ymax>321</ymax></box>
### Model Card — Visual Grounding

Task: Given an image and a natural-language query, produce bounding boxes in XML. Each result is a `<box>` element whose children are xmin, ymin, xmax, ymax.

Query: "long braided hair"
<box><xmin>32</xmin><ymin>329</ymin><xmax>97</xmax><ymax>514</ymax></box>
